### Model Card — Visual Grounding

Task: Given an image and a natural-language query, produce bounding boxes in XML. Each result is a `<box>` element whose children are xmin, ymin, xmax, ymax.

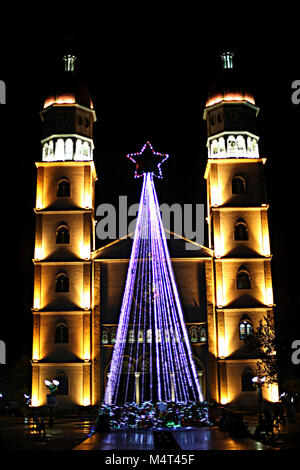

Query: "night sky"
<box><xmin>0</xmin><ymin>18</ymin><xmax>299</xmax><ymax>375</ymax></box>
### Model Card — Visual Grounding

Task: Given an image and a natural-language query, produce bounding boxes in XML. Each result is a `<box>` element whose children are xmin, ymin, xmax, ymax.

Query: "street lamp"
<box><xmin>252</xmin><ymin>376</ymin><xmax>266</xmax><ymax>422</ymax></box>
<box><xmin>44</xmin><ymin>379</ymin><xmax>59</xmax><ymax>427</ymax></box>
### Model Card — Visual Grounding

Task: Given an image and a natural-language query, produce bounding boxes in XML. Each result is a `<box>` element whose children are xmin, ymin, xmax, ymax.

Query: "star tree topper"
<box><xmin>126</xmin><ymin>141</ymin><xmax>169</xmax><ymax>178</ymax></box>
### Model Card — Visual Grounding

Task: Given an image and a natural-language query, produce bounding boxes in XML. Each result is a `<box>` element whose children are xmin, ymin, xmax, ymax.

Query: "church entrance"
<box><xmin>104</xmin><ymin>353</ymin><xmax>205</xmax><ymax>404</ymax></box>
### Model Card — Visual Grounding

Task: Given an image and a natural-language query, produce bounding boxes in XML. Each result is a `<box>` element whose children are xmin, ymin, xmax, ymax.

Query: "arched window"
<box><xmin>110</xmin><ymin>328</ymin><xmax>117</xmax><ymax>345</ymax></box>
<box><xmin>227</xmin><ymin>135</ymin><xmax>236</xmax><ymax>155</ymax></box>
<box><xmin>75</xmin><ymin>139</ymin><xmax>82</xmax><ymax>160</ymax></box>
<box><xmin>239</xmin><ymin>319</ymin><xmax>253</xmax><ymax>340</ymax></box>
<box><xmin>218</xmin><ymin>137</ymin><xmax>225</xmax><ymax>155</ymax></box>
<box><xmin>190</xmin><ymin>326</ymin><xmax>198</xmax><ymax>343</ymax></box>
<box><xmin>232</xmin><ymin>175</ymin><xmax>246</xmax><ymax>194</ymax></box>
<box><xmin>138</xmin><ymin>329</ymin><xmax>144</xmax><ymax>343</ymax></box>
<box><xmin>128</xmin><ymin>329</ymin><xmax>135</xmax><ymax>343</ymax></box>
<box><xmin>56</xmin><ymin>224</ymin><xmax>70</xmax><ymax>244</ymax></box>
<box><xmin>236</xmin><ymin>135</ymin><xmax>246</xmax><ymax>154</ymax></box>
<box><xmin>198</xmin><ymin>326</ymin><xmax>207</xmax><ymax>343</ymax></box>
<box><xmin>43</xmin><ymin>143</ymin><xmax>49</xmax><ymax>161</ymax></box>
<box><xmin>241</xmin><ymin>368</ymin><xmax>256</xmax><ymax>391</ymax></box>
<box><xmin>55</xmin><ymin>272</ymin><xmax>69</xmax><ymax>293</ymax></box>
<box><xmin>57</xmin><ymin>178</ymin><xmax>70</xmax><ymax>198</ymax></box>
<box><xmin>101</xmin><ymin>327</ymin><xmax>109</xmax><ymax>344</ymax></box>
<box><xmin>121</xmin><ymin>358</ymin><xmax>135</xmax><ymax>372</ymax></box>
<box><xmin>247</xmin><ymin>137</ymin><xmax>253</xmax><ymax>155</ymax></box>
<box><xmin>82</xmin><ymin>141</ymin><xmax>90</xmax><ymax>160</ymax></box>
<box><xmin>54</xmin><ymin>373</ymin><xmax>68</xmax><ymax>395</ymax></box>
<box><xmin>55</xmin><ymin>138</ymin><xmax>65</xmax><ymax>160</ymax></box>
<box><xmin>237</xmin><ymin>267</ymin><xmax>251</xmax><ymax>290</ymax></box>
<box><xmin>43</xmin><ymin>141</ymin><xmax>54</xmax><ymax>161</ymax></box>
<box><xmin>156</xmin><ymin>329</ymin><xmax>162</xmax><ymax>343</ymax></box>
<box><xmin>234</xmin><ymin>219</ymin><xmax>249</xmax><ymax>241</ymax></box>
<box><xmin>211</xmin><ymin>139</ymin><xmax>219</xmax><ymax>156</ymax></box>
<box><xmin>65</xmin><ymin>138</ymin><xmax>73</xmax><ymax>160</ymax></box>
<box><xmin>252</xmin><ymin>138</ymin><xmax>258</xmax><ymax>157</ymax></box>
<box><xmin>146</xmin><ymin>329</ymin><xmax>152</xmax><ymax>343</ymax></box>
<box><xmin>48</xmin><ymin>140</ymin><xmax>54</xmax><ymax>159</ymax></box>
<box><xmin>55</xmin><ymin>321</ymin><xmax>69</xmax><ymax>343</ymax></box>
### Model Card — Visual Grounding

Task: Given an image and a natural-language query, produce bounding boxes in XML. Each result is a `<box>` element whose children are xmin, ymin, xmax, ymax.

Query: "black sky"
<box><xmin>0</xmin><ymin>17</ymin><xmax>299</xmax><ymax>366</ymax></box>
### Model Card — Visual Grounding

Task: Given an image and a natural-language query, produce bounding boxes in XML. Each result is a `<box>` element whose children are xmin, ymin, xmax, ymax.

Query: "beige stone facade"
<box><xmin>31</xmin><ymin>69</ymin><xmax>278</xmax><ymax>410</ymax></box>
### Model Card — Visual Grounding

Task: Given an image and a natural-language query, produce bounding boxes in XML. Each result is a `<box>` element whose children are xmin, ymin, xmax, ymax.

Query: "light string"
<box><xmin>104</xmin><ymin>169</ymin><xmax>203</xmax><ymax>404</ymax></box>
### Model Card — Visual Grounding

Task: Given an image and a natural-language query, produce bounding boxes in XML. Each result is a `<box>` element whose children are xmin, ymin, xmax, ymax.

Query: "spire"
<box><xmin>63</xmin><ymin>54</ymin><xmax>76</xmax><ymax>72</ymax></box>
<box><xmin>221</xmin><ymin>51</ymin><xmax>234</xmax><ymax>70</ymax></box>
<box><xmin>62</xmin><ymin>35</ymin><xmax>77</xmax><ymax>72</ymax></box>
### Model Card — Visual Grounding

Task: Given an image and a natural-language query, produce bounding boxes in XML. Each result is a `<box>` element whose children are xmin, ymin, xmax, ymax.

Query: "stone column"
<box><xmin>170</xmin><ymin>373</ymin><xmax>175</xmax><ymax>402</ymax></box>
<box><xmin>106</xmin><ymin>373</ymin><xmax>112</xmax><ymax>405</ymax></box>
<box><xmin>135</xmin><ymin>372</ymin><xmax>141</xmax><ymax>405</ymax></box>
<box><xmin>197</xmin><ymin>370</ymin><xmax>204</xmax><ymax>400</ymax></box>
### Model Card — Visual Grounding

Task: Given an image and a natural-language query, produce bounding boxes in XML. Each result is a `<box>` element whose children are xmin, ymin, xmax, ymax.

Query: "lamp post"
<box><xmin>44</xmin><ymin>379</ymin><xmax>59</xmax><ymax>427</ymax></box>
<box><xmin>252</xmin><ymin>376</ymin><xmax>266</xmax><ymax>422</ymax></box>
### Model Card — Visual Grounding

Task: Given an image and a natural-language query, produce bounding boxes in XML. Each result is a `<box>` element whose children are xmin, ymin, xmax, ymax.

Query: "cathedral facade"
<box><xmin>31</xmin><ymin>53</ymin><xmax>278</xmax><ymax>410</ymax></box>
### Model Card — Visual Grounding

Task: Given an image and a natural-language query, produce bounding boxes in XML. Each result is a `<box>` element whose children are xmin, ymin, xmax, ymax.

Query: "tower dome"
<box><xmin>206</xmin><ymin>52</ymin><xmax>255</xmax><ymax>108</ymax></box>
<box><xmin>43</xmin><ymin>55</ymin><xmax>94</xmax><ymax>110</ymax></box>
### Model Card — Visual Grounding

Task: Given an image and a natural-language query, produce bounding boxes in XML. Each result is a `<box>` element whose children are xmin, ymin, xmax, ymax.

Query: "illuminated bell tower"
<box><xmin>204</xmin><ymin>52</ymin><xmax>277</xmax><ymax>408</ymax></box>
<box><xmin>31</xmin><ymin>54</ymin><xmax>97</xmax><ymax>407</ymax></box>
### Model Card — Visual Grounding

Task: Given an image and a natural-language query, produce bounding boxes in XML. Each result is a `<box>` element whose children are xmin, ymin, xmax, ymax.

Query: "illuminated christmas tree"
<box><xmin>104</xmin><ymin>142</ymin><xmax>203</xmax><ymax>404</ymax></box>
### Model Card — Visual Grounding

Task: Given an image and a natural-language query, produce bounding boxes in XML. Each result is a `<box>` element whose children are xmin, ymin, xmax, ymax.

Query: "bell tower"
<box><xmin>204</xmin><ymin>52</ymin><xmax>278</xmax><ymax>408</ymax></box>
<box><xmin>31</xmin><ymin>53</ymin><xmax>97</xmax><ymax>407</ymax></box>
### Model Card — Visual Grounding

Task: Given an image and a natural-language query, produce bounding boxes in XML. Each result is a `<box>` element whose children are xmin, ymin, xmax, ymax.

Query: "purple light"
<box><xmin>126</xmin><ymin>141</ymin><xmax>169</xmax><ymax>179</ymax></box>
<box><xmin>104</xmin><ymin>168</ymin><xmax>203</xmax><ymax>405</ymax></box>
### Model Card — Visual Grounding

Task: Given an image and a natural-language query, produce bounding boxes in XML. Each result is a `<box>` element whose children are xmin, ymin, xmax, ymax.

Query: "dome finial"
<box><xmin>63</xmin><ymin>54</ymin><xmax>76</xmax><ymax>72</ymax></box>
<box><xmin>221</xmin><ymin>51</ymin><xmax>234</xmax><ymax>70</ymax></box>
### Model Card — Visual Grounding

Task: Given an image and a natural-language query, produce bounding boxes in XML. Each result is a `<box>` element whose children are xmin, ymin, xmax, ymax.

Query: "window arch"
<box><xmin>227</xmin><ymin>135</ymin><xmax>236</xmax><ymax>155</ymax></box>
<box><xmin>239</xmin><ymin>318</ymin><xmax>253</xmax><ymax>340</ymax></box>
<box><xmin>138</xmin><ymin>329</ymin><xmax>144</xmax><ymax>343</ymax></box>
<box><xmin>218</xmin><ymin>137</ymin><xmax>225</xmax><ymax>155</ymax></box>
<box><xmin>55</xmin><ymin>320</ymin><xmax>69</xmax><ymax>343</ymax></box>
<box><xmin>110</xmin><ymin>327</ymin><xmax>117</xmax><ymax>345</ymax></box>
<box><xmin>101</xmin><ymin>327</ymin><xmax>109</xmax><ymax>344</ymax></box>
<box><xmin>211</xmin><ymin>139</ymin><xmax>219</xmax><ymax>156</ymax></box>
<box><xmin>65</xmin><ymin>138</ymin><xmax>73</xmax><ymax>160</ymax></box>
<box><xmin>247</xmin><ymin>137</ymin><xmax>253</xmax><ymax>155</ymax></box>
<box><xmin>57</xmin><ymin>178</ymin><xmax>70</xmax><ymax>198</ymax></box>
<box><xmin>75</xmin><ymin>139</ymin><xmax>82</xmax><ymax>160</ymax></box>
<box><xmin>146</xmin><ymin>329</ymin><xmax>152</xmax><ymax>343</ymax></box>
<box><xmin>198</xmin><ymin>326</ymin><xmax>207</xmax><ymax>343</ymax></box>
<box><xmin>234</xmin><ymin>219</ymin><xmax>249</xmax><ymax>241</ymax></box>
<box><xmin>241</xmin><ymin>367</ymin><xmax>256</xmax><ymax>391</ymax></box>
<box><xmin>189</xmin><ymin>326</ymin><xmax>198</xmax><ymax>343</ymax></box>
<box><xmin>55</xmin><ymin>272</ymin><xmax>69</xmax><ymax>293</ymax></box>
<box><xmin>236</xmin><ymin>135</ymin><xmax>246</xmax><ymax>154</ymax></box>
<box><xmin>82</xmin><ymin>141</ymin><xmax>90</xmax><ymax>160</ymax></box>
<box><xmin>54</xmin><ymin>372</ymin><xmax>69</xmax><ymax>395</ymax></box>
<box><xmin>232</xmin><ymin>175</ymin><xmax>246</xmax><ymax>194</ymax></box>
<box><xmin>55</xmin><ymin>224</ymin><xmax>70</xmax><ymax>244</ymax></box>
<box><xmin>55</xmin><ymin>138</ymin><xmax>65</xmax><ymax>160</ymax></box>
<box><xmin>237</xmin><ymin>267</ymin><xmax>251</xmax><ymax>290</ymax></box>
<box><xmin>43</xmin><ymin>143</ymin><xmax>49</xmax><ymax>161</ymax></box>
<box><xmin>128</xmin><ymin>329</ymin><xmax>135</xmax><ymax>343</ymax></box>
<box><xmin>43</xmin><ymin>141</ymin><xmax>54</xmax><ymax>161</ymax></box>
<box><xmin>252</xmin><ymin>138</ymin><xmax>258</xmax><ymax>157</ymax></box>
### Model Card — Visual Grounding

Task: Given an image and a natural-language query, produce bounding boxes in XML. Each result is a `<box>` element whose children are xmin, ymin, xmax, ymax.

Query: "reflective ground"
<box><xmin>0</xmin><ymin>415</ymin><xmax>94</xmax><ymax>451</ymax></box>
<box><xmin>74</xmin><ymin>426</ymin><xmax>267</xmax><ymax>451</ymax></box>
<box><xmin>0</xmin><ymin>413</ymin><xmax>299</xmax><ymax>451</ymax></box>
